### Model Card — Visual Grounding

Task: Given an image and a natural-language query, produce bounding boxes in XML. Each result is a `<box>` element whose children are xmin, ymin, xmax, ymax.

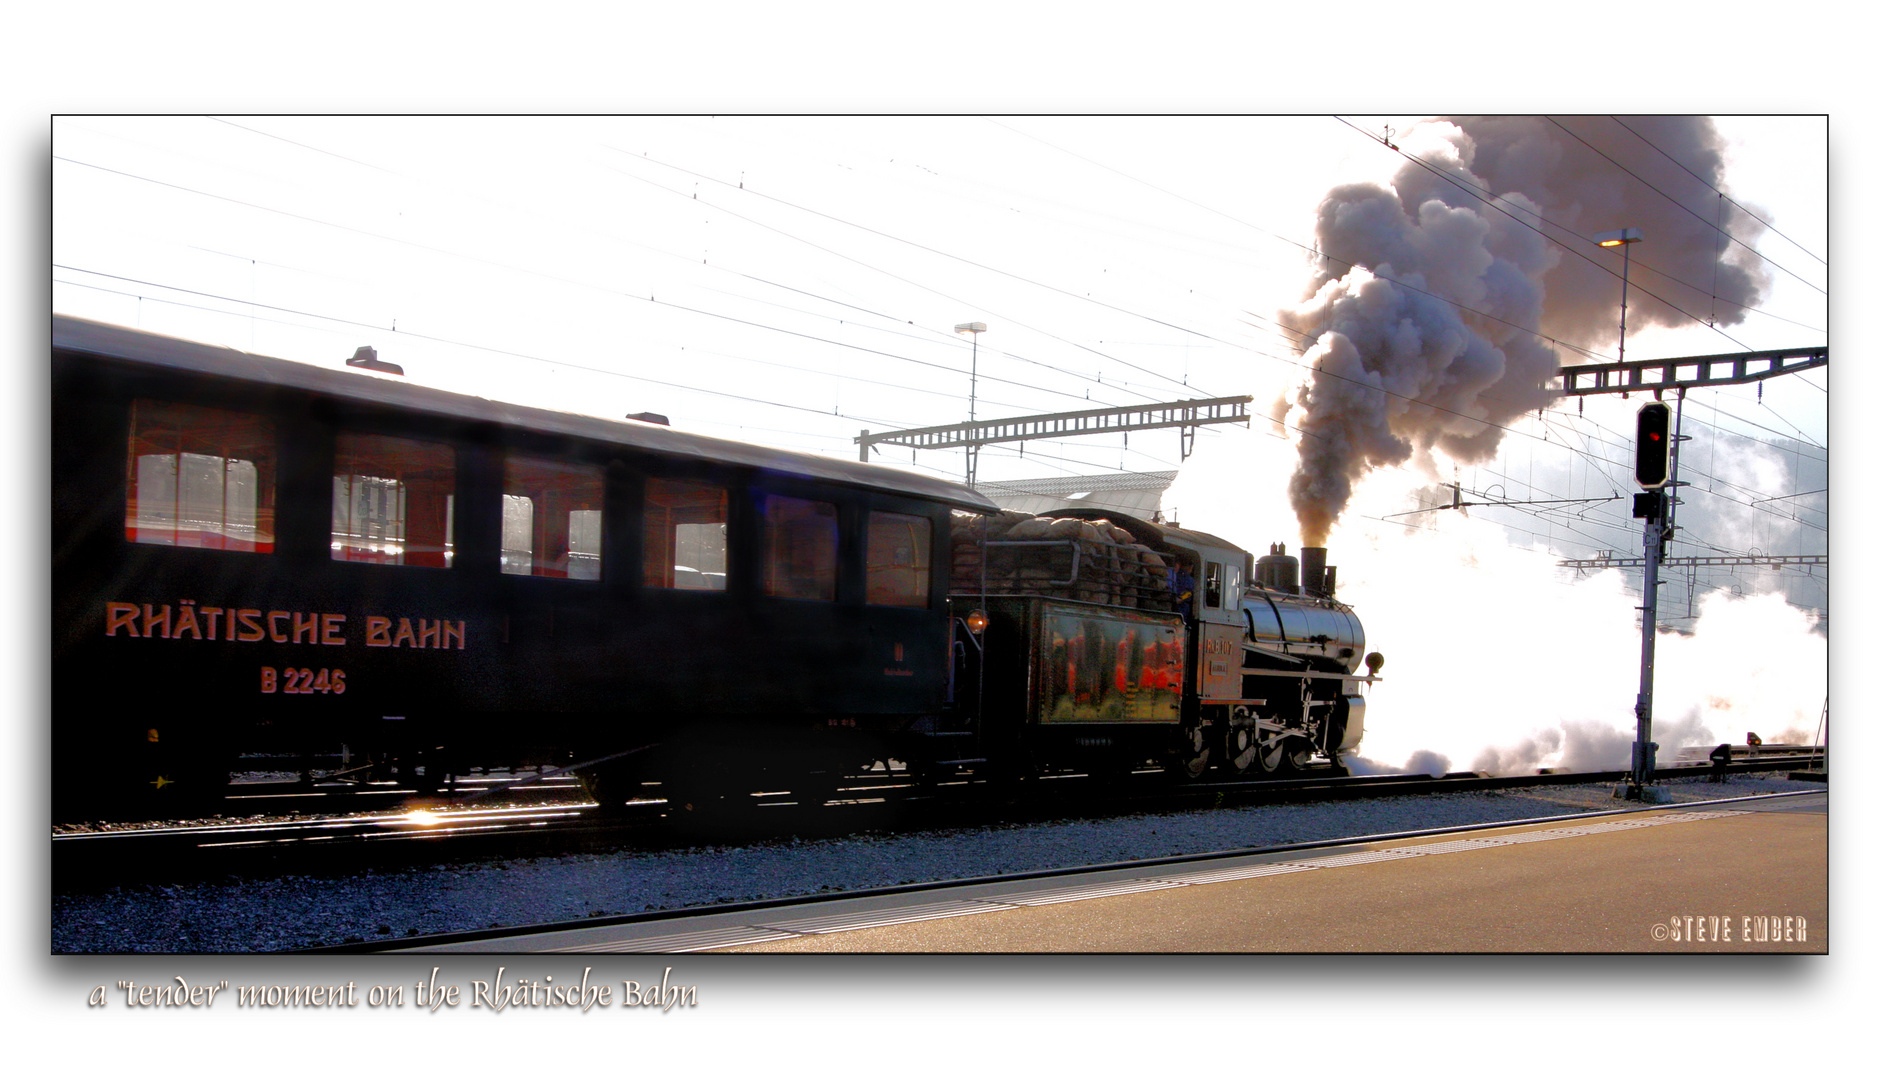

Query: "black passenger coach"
<box><xmin>52</xmin><ymin>316</ymin><xmax>1000</xmax><ymax>818</ymax></box>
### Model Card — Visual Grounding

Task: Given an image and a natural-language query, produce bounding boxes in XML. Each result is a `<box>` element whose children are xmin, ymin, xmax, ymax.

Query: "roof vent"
<box><xmin>345</xmin><ymin>346</ymin><xmax>404</xmax><ymax>376</ymax></box>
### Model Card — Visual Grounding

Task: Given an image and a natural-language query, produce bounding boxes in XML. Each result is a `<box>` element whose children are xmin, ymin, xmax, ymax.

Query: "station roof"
<box><xmin>972</xmin><ymin>470</ymin><xmax>1176</xmax><ymax>521</ymax></box>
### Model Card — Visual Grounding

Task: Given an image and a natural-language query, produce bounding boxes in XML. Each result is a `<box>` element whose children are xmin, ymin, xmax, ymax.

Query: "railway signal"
<box><xmin>1558</xmin><ymin>349</ymin><xmax>1826</xmax><ymax>801</ymax></box>
<box><xmin>1634</xmin><ymin>402</ymin><xmax>1672</xmax><ymax>489</ymax></box>
<box><xmin>1627</xmin><ymin>396</ymin><xmax>1685</xmax><ymax>802</ymax></box>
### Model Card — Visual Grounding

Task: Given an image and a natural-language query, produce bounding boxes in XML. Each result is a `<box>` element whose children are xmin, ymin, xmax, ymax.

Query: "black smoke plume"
<box><xmin>1280</xmin><ymin>116</ymin><xmax>1772</xmax><ymax>546</ymax></box>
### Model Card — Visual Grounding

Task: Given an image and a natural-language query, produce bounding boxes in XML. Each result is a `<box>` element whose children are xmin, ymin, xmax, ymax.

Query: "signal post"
<box><xmin>1626</xmin><ymin>399</ymin><xmax>1676</xmax><ymax>801</ymax></box>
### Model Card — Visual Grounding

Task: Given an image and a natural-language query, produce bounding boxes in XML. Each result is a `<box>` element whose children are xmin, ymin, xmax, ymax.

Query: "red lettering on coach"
<box><xmin>103</xmin><ymin>600</ymin><xmax>466</xmax><ymax>650</ymax></box>
<box><xmin>105</xmin><ymin>603</ymin><xmax>140</xmax><ymax>637</ymax></box>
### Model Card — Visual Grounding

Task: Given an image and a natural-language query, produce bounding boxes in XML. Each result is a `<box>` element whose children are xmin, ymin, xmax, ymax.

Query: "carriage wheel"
<box><xmin>577</xmin><ymin>768</ymin><xmax>638</xmax><ymax>811</ymax></box>
<box><xmin>794</xmin><ymin>768</ymin><xmax>843</xmax><ymax>808</ymax></box>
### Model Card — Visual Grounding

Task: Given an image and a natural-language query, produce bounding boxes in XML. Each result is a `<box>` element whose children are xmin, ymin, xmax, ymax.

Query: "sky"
<box><xmin>51</xmin><ymin>114</ymin><xmax>1415</xmax><ymax>461</ymax></box>
<box><xmin>49</xmin><ymin>114</ymin><xmax>1825</xmax><ymax>502</ymax></box>
<box><xmin>49</xmin><ymin>114</ymin><xmax>1830</xmax><ymax>644</ymax></box>
<box><xmin>11</xmin><ymin>9</ymin><xmax>1865</xmax><ymax>1067</ymax></box>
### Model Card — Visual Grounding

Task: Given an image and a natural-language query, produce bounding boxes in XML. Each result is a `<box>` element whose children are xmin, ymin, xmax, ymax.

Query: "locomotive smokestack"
<box><xmin>1257</xmin><ymin>542</ymin><xmax>1299</xmax><ymax>593</ymax></box>
<box><xmin>1302</xmin><ymin>546</ymin><xmax>1327</xmax><ymax>598</ymax></box>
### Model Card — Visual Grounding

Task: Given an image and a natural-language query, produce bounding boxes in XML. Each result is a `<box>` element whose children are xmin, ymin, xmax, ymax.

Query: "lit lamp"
<box><xmin>1593</xmin><ymin>228</ymin><xmax>1643</xmax><ymax>365</ymax></box>
<box><xmin>954</xmin><ymin>321</ymin><xmax>987</xmax><ymax>484</ymax></box>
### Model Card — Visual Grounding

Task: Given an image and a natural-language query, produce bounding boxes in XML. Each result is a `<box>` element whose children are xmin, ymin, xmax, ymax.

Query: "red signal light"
<box><xmin>1635</xmin><ymin>403</ymin><xmax>1672</xmax><ymax>488</ymax></box>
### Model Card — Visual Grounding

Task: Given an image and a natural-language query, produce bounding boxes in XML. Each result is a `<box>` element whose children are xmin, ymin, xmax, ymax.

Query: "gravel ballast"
<box><xmin>51</xmin><ymin>773</ymin><xmax>1824</xmax><ymax>953</ymax></box>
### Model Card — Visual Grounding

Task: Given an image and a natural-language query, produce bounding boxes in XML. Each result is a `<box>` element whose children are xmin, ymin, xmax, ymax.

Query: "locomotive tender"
<box><xmin>52</xmin><ymin>316</ymin><xmax>1378</xmax><ymax>819</ymax></box>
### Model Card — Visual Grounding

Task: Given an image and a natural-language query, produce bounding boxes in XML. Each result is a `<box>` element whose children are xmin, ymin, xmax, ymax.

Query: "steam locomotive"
<box><xmin>51</xmin><ymin>316</ymin><xmax>1378</xmax><ymax>820</ymax></box>
<box><xmin>948</xmin><ymin>511</ymin><xmax>1377</xmax><ymax>786</ymax></box>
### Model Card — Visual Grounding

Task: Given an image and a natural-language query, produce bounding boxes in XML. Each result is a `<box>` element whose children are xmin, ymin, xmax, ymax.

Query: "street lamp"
<box><xmin>955</xmin><ymin>321</ymin><xmax>987</xmax><ymax>484</ymax></box>
<box><xmin>1594</xmin><ymin>228</ymin><xmax>1643</xmax><ymax>365</ymax></box>
<box><xmin>955</xmin><ymin>322</ymin><xmax>987</xmax><ymax>421</ymax></box>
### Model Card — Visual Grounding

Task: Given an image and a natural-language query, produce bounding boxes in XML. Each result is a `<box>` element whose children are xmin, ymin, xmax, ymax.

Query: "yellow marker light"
<box><xmin>965</xmin><ymin>609</ymin><xmax>989</xmax><ymax>634</ymax></box>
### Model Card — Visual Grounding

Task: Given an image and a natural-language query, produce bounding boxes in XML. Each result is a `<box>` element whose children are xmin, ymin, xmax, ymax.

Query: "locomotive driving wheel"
<box><xmin>1222</xmin><ymin>712</ymin><xmax>1262</xmax><ymax>776</ymax></box>
<box><xmin>1281</xmin><ymin>736</ymin><xmax>1316</xmax><ymax>772</ymax></box>
<box><xmin>1224</xmin><ymin>715</ymin><xmax>1291</xmax><ymax>776</ymax></box>
<box><xmin>1223</xmin><ymin>706</ymin><xmax>1292</xmax><ymax>776</ymax></box>
<box><xmin>1251</xmin><ymin>732</ymin><xmax>1292</xmax><ymax>775</ymax></box>
<box><xmin>1164</xmin><ymin>721</ymin><xmax>1212</xmax><ymax>781</ymax></box>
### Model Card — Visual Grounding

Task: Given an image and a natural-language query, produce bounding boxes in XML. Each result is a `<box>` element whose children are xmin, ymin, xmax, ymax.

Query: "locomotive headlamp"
<box><xmin>964</xmin><ymin>609</ymin><xmax>989</xmax><ymax>635</ymax></box>
<box><xmin>1365</xmin><ymin>652</ymin><xmax>1385</xmax><ymax>676</ymax></box>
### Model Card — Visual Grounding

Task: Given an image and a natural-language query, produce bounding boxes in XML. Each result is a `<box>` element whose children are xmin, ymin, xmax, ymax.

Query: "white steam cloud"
<box><xmin>1280</xmin><ymin>116</ymin><xmax>1774</xmax><ymax>546</ymax></box>
<box><xmin>1165</xmin><ymin>428</ymin><xmax>1826</xmax><ymax>778</ymax></box>
<box><xmin>1346</xmin><ymin>508</ymin><xmax>1827</xmax><ymax>776</ymax></box>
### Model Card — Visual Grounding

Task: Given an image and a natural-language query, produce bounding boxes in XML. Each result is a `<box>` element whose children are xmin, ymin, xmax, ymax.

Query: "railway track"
<box><xmin>221</xmin><ymin>768</ymin><xmax>589</xmax><ymax>814</ymax></box>
<box><xmin>52</xmin><ymin>755</ymin><xmax>1823</xmax><ymax>884</ymax></box>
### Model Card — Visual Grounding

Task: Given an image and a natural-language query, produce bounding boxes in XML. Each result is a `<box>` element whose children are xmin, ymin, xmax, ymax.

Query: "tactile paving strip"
<box><xmin>1293</xmin><ymin>848</ymin><xmax>1430</xmax><ymax>868</ymax></box>
<box><xmin>756</xmin><ymin>899</ymin><xmax>1013</xmax><ymax>935</ymax></box>
<box><xmin>975</xmin><ymin>878</ymin><xmax>1189</xmax><ymax>906</ymax></box>
<box><xmin>1485</xmin><ymin>828</ymin><xmax>1594</xmax><ymax>844</ymax></box>
<box><xmin>553</xmin><ymin>925</ymin><xmax>801</xmax><ymax>953</ymax></box>
<box><xmin>1388</xmin><ymin>838</ymin><xmax>1518</xmax><ymax>855</ymax></box>
<box><xmin>1148</xmin><ymin>862</ymin><xmax>1323</xmax><ymax>886</ymax></box>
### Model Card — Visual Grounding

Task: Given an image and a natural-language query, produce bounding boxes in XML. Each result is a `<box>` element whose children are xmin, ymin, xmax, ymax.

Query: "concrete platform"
<box><xmin>731</xmin><ymin>791</ymin><xmax>1826</xmax><ymax>953</ymax></box>
<box><xmin>408</xmin><ymin>790</ymin><xmax>1825</xmax><ymax>954</ymax></box>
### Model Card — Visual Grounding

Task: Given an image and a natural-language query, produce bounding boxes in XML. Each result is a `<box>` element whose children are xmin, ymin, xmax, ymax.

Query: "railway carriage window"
<box><xmin>502</xmin><ymin>456</ymin><xmax>604</xmax><ymax>580</ymax></box>
<box><xmin>331</xmin><ymin>433</ymin><xmax>455</xmax><ymax>567</ymax></box>
<box><xmin>644</xmin><ymin>478</ymin><xmax>727</xmax><ymax>590</ymax></box>
<box><xmin>1204</xmin><ymin>561</ymin><xmax>1224</xmax><ymax>609</ymax></box>
<box><xmin>126</xmin><ymin>400</ymin><xmax>276</xmax><ymax>552</ymax></box>
<box><xmin>762</xmin><ymin>495</ymin><xmax>838</xmax><ymax>602</ymax></box>
<box><xmin>866</xmin><ymin>511</ymin><xmax>931</xmax><ymax>607</ymax></box>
